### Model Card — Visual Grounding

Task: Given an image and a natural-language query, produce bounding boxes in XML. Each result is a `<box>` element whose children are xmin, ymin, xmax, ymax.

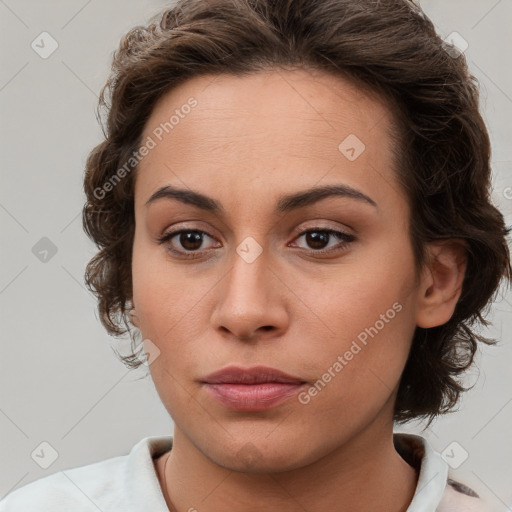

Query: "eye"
<box><xmin>157</xmin><ymin>226</ymin><xmax>356</xmax><ymax>260</ymax></box>
<box><xmin>291</xmin><ymin>228</ymin><xmax>356</xmax><ymax>255</ymax></box>
<box><xmin>157</xmin><ymin>229</ymin><xmax>220</xmax><ymax>259</ymax></box>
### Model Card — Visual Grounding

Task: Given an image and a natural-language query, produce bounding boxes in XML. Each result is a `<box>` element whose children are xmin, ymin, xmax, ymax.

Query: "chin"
<box><xmin>201</xmin><ymin>436</ymin><xmax>316</xmax><ymax>474</ymax></box>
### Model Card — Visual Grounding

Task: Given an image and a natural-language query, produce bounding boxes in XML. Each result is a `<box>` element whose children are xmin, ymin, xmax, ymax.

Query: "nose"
<box><xmin>210</xmin><ymin>243</ymin><xmax>289</xmax><ymax>342</ymax></box>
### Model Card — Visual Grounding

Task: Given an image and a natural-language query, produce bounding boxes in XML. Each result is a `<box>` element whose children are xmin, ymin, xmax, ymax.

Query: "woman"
<box><xmin>2</xmin><ymin>0</ymin><xmax>510</xmax><ymax>510</ymax></box>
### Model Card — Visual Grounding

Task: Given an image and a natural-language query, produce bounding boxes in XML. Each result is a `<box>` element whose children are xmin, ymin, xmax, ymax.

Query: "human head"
<box><xmin>82</xmin><ymin>0</ymin><xmax>511</xmax><ymax>428</ymax></box>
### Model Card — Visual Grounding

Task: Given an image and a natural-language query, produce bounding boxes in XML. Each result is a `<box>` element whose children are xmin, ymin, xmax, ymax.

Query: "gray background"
<box><xmin>1</xmin><ymin>0</ymin><xmax>511</xmax><ymax>509</ymax></box>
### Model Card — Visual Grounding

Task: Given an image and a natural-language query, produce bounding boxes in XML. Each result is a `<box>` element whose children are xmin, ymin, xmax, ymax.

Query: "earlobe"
<box><xmin>415</xmin><ymin>239</ymin><xmax>467</xmax><ymax>329</ymax></box>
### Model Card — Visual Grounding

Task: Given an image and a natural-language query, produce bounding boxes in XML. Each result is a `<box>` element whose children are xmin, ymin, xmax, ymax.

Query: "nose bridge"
<box><xmin>211</xmin><ymin>238</ymin><xmax>286</xmax><ymax>339</ymax></box>
<box><xmin>225</xmin><ymin>240</ymin><xmax>271</xmax><ymax>311</ymax></box>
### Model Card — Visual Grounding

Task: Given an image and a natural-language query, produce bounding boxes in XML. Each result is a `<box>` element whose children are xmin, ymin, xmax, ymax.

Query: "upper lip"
<box><xmin>202</xmin><ymin>365</ymin><xmax>306</xmax><ymax>385</ymax></box>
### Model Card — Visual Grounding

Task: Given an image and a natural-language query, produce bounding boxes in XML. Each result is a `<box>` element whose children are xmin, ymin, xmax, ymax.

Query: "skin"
<box><xmin>129</xmin><ymin>68</ymin><xmax>467</xmax><ymax>511</ymax></box>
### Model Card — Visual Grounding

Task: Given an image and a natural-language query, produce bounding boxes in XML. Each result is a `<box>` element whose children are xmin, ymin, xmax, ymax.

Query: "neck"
<box><xmin>156</xmin><ymin>419</ymin><xmax>418</xmax><ymax>512</ymax></box>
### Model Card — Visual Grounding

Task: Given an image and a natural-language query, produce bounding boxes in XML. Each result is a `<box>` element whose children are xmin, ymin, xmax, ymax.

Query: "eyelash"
<box><xmin>156</xmin><ymin>227</ymin><xmax>356</xmax><ymax>260</ymax></box>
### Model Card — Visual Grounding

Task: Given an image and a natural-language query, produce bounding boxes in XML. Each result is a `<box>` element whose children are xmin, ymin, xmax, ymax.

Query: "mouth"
<box><xmin>203</xmin><ymin>365</ymin><xmax>306</xmax><ymax>385</ymax></box>
<box><xmin>201</xmin><ymin>365</ymin><xmax>307</xmax><ymax>411</ymax></box>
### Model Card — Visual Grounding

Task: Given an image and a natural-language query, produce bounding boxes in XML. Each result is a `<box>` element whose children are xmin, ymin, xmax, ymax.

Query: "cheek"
<box><xmin>293</xmin><ymin>299</ymin><xmax>415</xmax><ymax>435</ymax></box>
<box><xmin>295</xmin><ymin>249</ymin><xmax>417</xmax><ymax>394</ymax></box>
<box><xmin>305</xmin><ymin>250</ymin><xmax>415</xmax><ymax>340</ymax></box>
<box><xmin>131</xmin><ymin>235</ymin><xmax>199</xmax><ymax>336</ymax></box>
<box><xmin>131</xmin><ymin>252</ymin><xmax>226</xmax><ymax>386</ymax></box>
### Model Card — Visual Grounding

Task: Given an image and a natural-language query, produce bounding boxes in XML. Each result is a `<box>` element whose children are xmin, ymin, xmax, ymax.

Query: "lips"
<box><xmin>202</xmin><ymin>365</ymin><xmax>305</xmax><ymax>385</ymax></box>
<box><xmin>201</xmin><ymin>366</ymin><xmax>307</xmax><ymax>411</ymax></box>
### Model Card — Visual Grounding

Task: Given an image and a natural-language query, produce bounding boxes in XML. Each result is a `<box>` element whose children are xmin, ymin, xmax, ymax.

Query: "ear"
<box><xmin>415</xmin><ymin>239</ymin><xmax>467</xmax><ymax>328</ymax></box>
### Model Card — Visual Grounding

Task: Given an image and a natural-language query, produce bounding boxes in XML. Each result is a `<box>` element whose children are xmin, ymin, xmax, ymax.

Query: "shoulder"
<box><xmin>0</xmin><ymin>436</ymin><xmax>173</xmax><ymax>512</ymax></box>
<box><xmin>0</xmin><ymin>457</ymin><xmax>122</xmax><ymax>511</ymax></box>
<box><xmin>393</xmin><ymin>432</ymin><xmax>492</xmax><ymax>512</ymax></box>
<box><xmin>0</xmin><ymin>451</ymin><xmax>129</xmax><ymax>511</ymax></box>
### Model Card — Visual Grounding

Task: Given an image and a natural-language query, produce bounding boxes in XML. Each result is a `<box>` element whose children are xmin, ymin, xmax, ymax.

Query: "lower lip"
<box><xmin>203</xmin><ymin>382</ymin><xmax>305</xmax><ymax>410</ymax></box>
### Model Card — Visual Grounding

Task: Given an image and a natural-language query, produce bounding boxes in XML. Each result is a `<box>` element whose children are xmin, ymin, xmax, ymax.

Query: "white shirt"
<box><xmin>0</xmin><ymin>433</ymin><xmax>486</xmax><ymax>511</ymax></box>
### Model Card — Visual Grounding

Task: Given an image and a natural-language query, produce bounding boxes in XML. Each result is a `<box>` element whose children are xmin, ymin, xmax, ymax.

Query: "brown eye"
<box><xmin>292</xmin><ymin>228</ymin><xmax>356</xmax><ymax>254</ymax></box>
<box><xmin>304</xmin><ymin>231</ymin><xmax>330</xmax><ymax>249</ymax></box>
<box><xmin>178</xmin><ymin>231</ymin><xmax>204</xmax><ymax>251</ymax></box>
<box><xmin>157</xmin><ymin>229</ymin><xmax>220</xmax><ymax>259</ymax></box>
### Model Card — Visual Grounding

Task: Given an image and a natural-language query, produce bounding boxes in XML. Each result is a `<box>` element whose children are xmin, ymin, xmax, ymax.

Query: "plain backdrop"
<box><xmin>1</xmin><ymin>0</ymin><xmax>511</xmax><ymax>509</ymax></box>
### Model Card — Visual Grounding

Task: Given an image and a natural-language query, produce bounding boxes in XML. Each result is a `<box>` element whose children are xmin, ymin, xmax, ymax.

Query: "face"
<box><xmin>131</xmin><ymin>69</ymin><xmax>423</xmax><ymax>472</ymax></box>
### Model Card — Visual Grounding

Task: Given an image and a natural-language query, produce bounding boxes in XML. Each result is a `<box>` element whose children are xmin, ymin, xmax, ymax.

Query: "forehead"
<box><xmin>135</xmin><ymin>69</ymin><xmax>401</xmax><ymax>215</ymax></box>
<box><xmin>142</xmin><ymin>68</ymin><xmax>393</xmax><ymax>145</ymax></box>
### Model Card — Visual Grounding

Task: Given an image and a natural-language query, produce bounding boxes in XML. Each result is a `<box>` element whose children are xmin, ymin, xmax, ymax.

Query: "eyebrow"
<box><xmin>145</xmin><ymin>183</ymin><xmax>377</xmax><ymax>213</ymax></box>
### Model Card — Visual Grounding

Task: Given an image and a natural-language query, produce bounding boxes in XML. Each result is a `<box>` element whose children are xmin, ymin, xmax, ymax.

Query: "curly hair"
<box><xmin>82</xmin><ymin>0</ymin><xmax>511</xmax><ymax>424</ymax></box>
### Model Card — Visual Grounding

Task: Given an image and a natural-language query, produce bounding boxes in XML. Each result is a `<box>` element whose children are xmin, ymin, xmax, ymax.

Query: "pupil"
<box><xmin>307</xmin><ymin>231</ymin><xmax>328</xmax><ymax>249</ymax></box>
<box><xmin>181</xmin><ymin>232</ymin><xmax>202</xmax><ymax>250</ymax></box>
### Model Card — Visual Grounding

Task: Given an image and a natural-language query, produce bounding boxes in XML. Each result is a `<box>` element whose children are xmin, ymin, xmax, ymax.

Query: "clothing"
<box><xmin>0</xmin><ymin>433</ymin><xmax>486</xmax><ymax>511</ymax></box>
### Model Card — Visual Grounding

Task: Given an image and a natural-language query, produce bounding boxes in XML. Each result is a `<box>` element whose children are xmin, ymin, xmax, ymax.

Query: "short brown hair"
<box><xmin>82</xmin><ymin>0</ymin><xmax>511</xmax><ymax>424</ymax></box>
